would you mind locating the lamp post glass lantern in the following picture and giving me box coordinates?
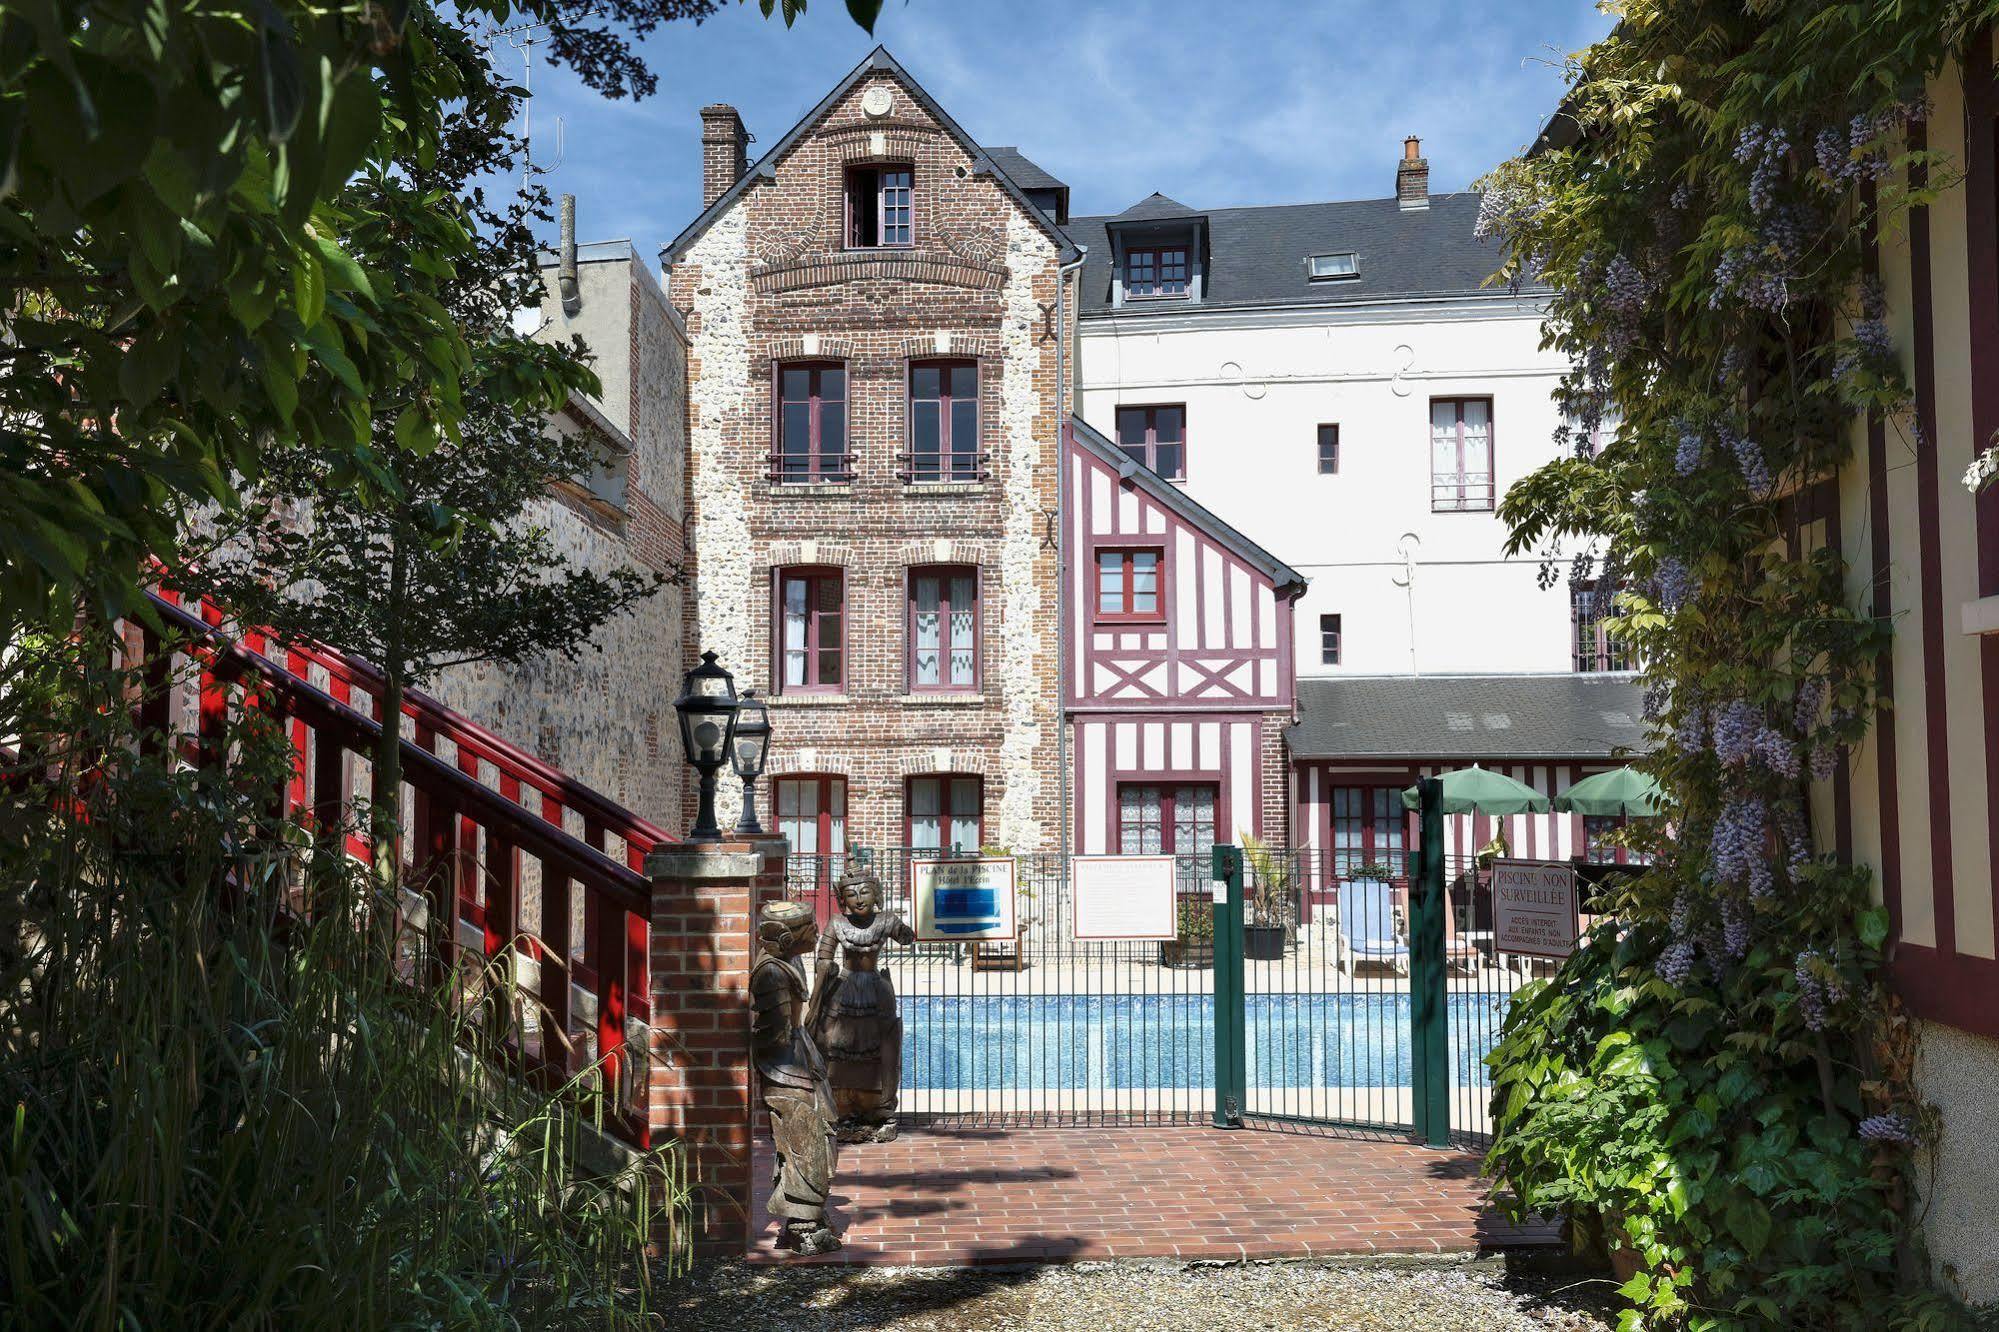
[731,689,772,837]
[675,651,739,842]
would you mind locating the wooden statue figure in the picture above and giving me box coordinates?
[806,862,915,1143]
[750,900,841,1254]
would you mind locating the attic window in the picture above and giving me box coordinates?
[1125,246,1189,299]
[1308,252,1359,281]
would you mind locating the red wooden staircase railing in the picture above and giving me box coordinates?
[138,586,671,1148]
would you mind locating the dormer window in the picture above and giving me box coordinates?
[1308,252,1359,281]
[1125,246,1190,299]
[846,165,913,248]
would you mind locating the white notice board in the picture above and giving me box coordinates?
[1071,855,1178,941]
[1490,859,1581,960]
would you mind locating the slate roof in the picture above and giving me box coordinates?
[1111,192,1202,223]
[1286,674,1649,760]
[663,47,1079,265]
[984,147,1064,193]
[1068,191,1533,315]
[1068,415,1306,593]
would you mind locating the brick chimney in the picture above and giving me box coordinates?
[700,104,749,209]
[1397,135,1430,212]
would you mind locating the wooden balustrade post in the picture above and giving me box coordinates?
[643,834,787,1255]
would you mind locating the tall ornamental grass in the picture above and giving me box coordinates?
[0,630,684,1328]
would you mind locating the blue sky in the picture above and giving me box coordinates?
[514,1,1613,262]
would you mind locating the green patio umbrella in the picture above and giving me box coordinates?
[1400,764,1552,815]
[1553,765,1666,817]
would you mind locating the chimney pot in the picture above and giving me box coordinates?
[1397,136,1430,212]
[558,194,579,312]
[700,104,750,209]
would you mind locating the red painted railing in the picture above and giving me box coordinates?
[141,587,669,1148]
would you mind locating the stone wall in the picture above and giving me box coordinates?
[671,68,1067,852]
[428,246,690,830]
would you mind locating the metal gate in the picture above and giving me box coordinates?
[783,795,1534,1139]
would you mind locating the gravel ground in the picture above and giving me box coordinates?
[660,1257,1621,1331]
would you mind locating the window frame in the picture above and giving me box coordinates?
[905,775,984,854]
[845,163,914,249]
[1116,782,1219,855]
[1327,786,1408,879]
[1316,423,1340,475]
[905,359,982,482]
[1571,579,1637,673]
[906,564,980,693]
[771,361,849,484]
[1093,546,1167,626]
[1307,252,1360,281]
[1123,245,1191,300]
[1319,612,1342,666]
[1429,395,1496,513]
[1114,404,1187,481]
[775,566,846,695]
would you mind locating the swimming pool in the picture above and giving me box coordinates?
[898,992,1511,1092]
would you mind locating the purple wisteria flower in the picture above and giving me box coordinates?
[1712,700,1763,767]
[1674,421,1705,476]
[1755,725,1803,781]
[1776,800,1812,870]
[1674,704,1709,753]
[1659,938,1697,988]
[1858,1114,1916,1145]
[1711,793,1767,887]
[1723,428,1774,491]
[1655,557,1696,613]
[1795,949,1831,1030]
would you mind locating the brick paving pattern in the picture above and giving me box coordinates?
[748,1125,1561,1266]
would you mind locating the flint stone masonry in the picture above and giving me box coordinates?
[671,68,1066,851]
[428,246,689,829]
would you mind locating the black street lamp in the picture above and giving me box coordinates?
[674,651,739,843]
[730,689,772,837]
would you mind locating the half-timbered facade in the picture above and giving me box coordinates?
[1064,415,1304,856]
[1809,32,1998,1304]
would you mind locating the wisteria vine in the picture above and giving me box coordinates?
[1473,4,1999,1326]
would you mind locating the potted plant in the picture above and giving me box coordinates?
[1158,894,1214,968]
[1241,832,1294,961]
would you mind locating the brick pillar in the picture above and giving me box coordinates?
[644,835,787,1254]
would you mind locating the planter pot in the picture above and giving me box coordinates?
[1601,1209,1644,1284]
[1158,939,1214,969]
[1243,923,1287,961]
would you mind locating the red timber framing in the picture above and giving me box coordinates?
[1292,760,1624,896]
[138,585,672,1146]
[1064,415,1304,858]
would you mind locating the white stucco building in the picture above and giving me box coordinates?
[1065,139,1641,879]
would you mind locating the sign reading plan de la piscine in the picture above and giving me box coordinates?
[1491,859,1581,960]
[912,857,1017,943]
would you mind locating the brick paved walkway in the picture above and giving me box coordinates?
[748,1125,1561,1266]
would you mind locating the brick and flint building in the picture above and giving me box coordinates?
[644,46,1642,866]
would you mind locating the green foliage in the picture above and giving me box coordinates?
[0,635,685,1327]
[1175,895,1214,943]
[1474,4,1999,1327]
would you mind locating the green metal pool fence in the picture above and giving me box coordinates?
[782,844,1562,1142]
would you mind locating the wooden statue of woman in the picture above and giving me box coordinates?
[806,863,915,1143]
[750,901,841,1254]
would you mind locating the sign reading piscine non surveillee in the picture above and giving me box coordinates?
[1070,855,1178,941]
[1491,859,1581,959]
[912,857,1018,943]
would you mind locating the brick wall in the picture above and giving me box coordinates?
[673,69,1068,852]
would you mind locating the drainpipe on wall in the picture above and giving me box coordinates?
[1054,245,1088,857]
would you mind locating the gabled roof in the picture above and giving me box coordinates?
[662,47,1079,265]
[1069,191,1536,314]
[1286,674,1648,760]
[1067,414,1305,594]
[984,147,1064,193]
[1109,192,1204,224]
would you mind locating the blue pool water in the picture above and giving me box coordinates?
[899,993,1511,1091]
